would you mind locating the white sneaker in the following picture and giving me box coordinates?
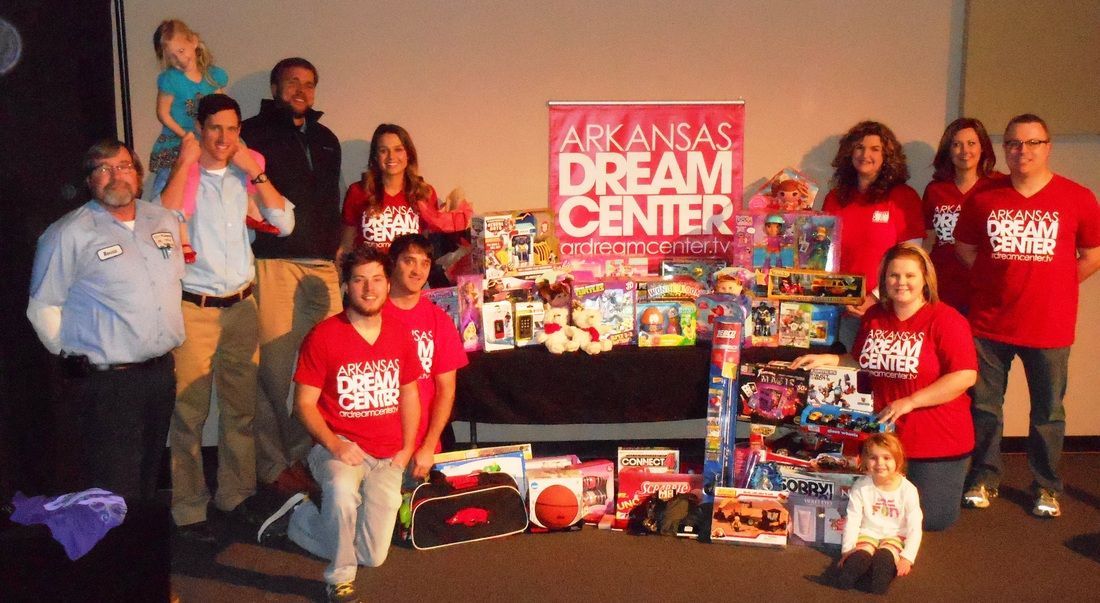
[1032,489,1061,518]
[962,484,997,509]
[257,492,307,543]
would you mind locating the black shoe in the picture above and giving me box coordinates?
[257,492,307,544]
[226,496,265,527]
[174,520,218,546]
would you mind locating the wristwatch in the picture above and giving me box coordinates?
[250,172,269,185]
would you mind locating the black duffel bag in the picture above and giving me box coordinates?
[405,470,528,550]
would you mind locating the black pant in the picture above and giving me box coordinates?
[55,355,176,500]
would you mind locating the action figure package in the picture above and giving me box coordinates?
[747,299,780,347]
[794,213,840,271]
[766,268,866,305]
[423,286,461,333]
[709,487,790,547]
[660,257,729,289]
[613,468,703,531]
[574,279,636,345]
[701,319,742,496]
[470,209,559,279]
[745,167,820,211]
[738,361,810,427]
[777,302,812,348]
[456,275,484,352]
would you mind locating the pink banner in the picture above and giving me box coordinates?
[549,103,744,267]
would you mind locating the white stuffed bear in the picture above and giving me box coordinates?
[570,307,613,355]
[537,305,577,354]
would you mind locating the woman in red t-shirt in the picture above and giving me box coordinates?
[821,121,925,350]
[337,124,472,277]
[793,243,977,531]
[922,118,1003,314]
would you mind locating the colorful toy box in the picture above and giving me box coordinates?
[470,209,559,279]
[806,366,874,413]
[636,301,696,347]
[614,469,703,531]
[527,467,584,530]
[617,447,680,474]
[738,361,810,427]
[423,286,460,333]
[481,300,514,352]
[806,303,840,346]
[750,213,798,270]
[574,279,636,345]
[575,460,615,524]
[709,487,790,547]
[702,319,742,495]
[660,257,729,289]
[794,213,840,271]
[777,302,812,348]
[512,300,544,347]
[747,299,779,347]
[456,275,484,352]
[433,450,529,502]
[766,268,866,305]
[695,294,749,342]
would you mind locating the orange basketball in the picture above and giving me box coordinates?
[534,484,580,529]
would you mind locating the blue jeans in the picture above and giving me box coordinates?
[967,338,1070,494]
[288,442,404,585]
[907,457,968,531]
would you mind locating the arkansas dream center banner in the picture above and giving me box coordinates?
[549,102,744,268]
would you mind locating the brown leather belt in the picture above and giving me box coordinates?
[182,284,254,308]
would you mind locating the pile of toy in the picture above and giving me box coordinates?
[426,168,864,357]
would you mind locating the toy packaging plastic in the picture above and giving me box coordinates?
[660,257,729,289]
[513,300,544,347]
[574,279,636,345]
[636,300,697,347]
[695,294,749,342]
[747,299,780,347]
[701,319,742,496]
[794,213,840,271]
[745,167,820,211]
[777,302,812,348]
[481,300,514,351]
[806,366,874,413]
[709,487,790,547]
[750,213,798,270]
[456,275,484,352]
[614,469,703,531]
[404,471,528,550]
[470,209,560,279]
[423,286,461,333]
[738,361,810,427]
[806,303,840,346]
[766,268,866,305]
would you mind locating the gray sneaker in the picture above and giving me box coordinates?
[962,484,998,509]
[1032,489,1061,517]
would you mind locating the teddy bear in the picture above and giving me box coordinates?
[537,305,577,354]
[570,307,613,355]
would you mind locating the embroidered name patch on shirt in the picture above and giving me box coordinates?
[96,244,123,261]
[872,210,891,224]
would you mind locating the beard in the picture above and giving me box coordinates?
[347,293,384,318]
[99,181,136,209]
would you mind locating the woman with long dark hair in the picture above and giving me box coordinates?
[922,118,1003,313]
[821,121,925,348]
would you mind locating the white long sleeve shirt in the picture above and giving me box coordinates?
[841,475,923,563]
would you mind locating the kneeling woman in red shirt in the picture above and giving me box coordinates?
[793,243,977,530]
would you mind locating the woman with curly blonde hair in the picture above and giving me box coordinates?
[822,121,925,349]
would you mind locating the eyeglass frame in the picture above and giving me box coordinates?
[1002,139,1050,151]
[89,162,137,177]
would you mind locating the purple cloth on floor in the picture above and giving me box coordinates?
[11,488,127,560]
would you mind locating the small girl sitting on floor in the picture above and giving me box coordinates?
[836,432,923,594]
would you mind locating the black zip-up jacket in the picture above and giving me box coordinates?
[241,99,342,259]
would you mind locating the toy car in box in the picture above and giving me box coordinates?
[766,268,866,305]
[709,487,789,547]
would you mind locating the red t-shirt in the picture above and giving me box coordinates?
[955,175,1100,348]
[922,175,1005,312]
[341,183,438,252]
[822,184,924,293]
[852,302,977,459]
[382,297,469,451]
[294,312,421,458]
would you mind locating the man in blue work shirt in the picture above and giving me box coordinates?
[158,93,295,543]
[27,139,184,501]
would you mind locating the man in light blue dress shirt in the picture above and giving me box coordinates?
[158,94,295,543]
[28,140,184,501]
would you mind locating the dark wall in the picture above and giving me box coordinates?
[0,2,118,496]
